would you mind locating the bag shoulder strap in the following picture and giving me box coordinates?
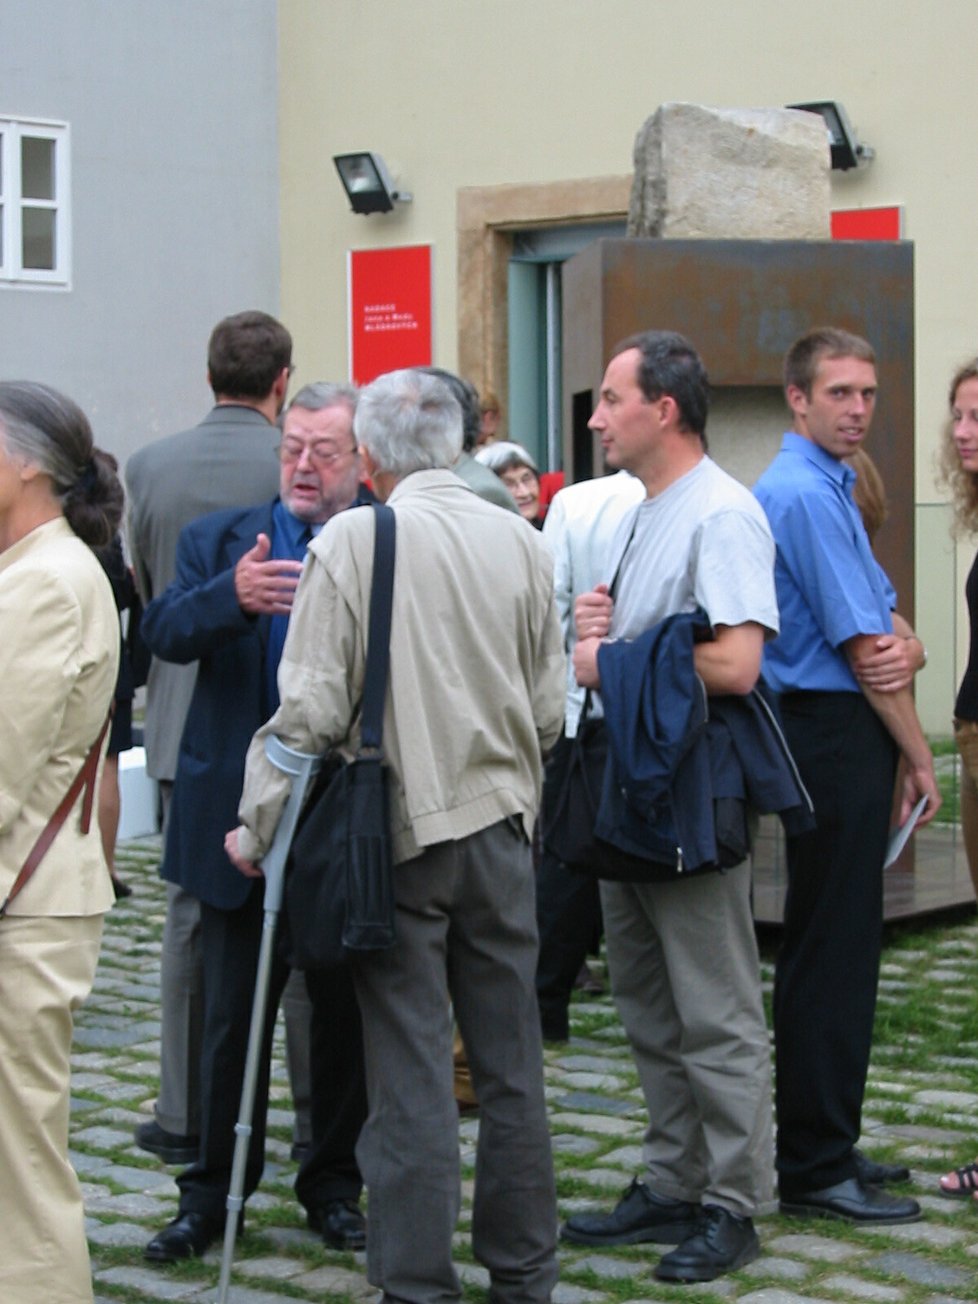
[606,510,639,602]
[0,706,114,917]
[574,509,641,734]
[360,503,396,754]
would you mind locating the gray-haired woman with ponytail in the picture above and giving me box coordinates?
[0,381,123,1302]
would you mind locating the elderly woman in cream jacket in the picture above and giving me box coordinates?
[0,382,122,1304]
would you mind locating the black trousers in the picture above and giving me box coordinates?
[177,882,366,1220]
[535,853,601,1039]
[774,691,896,1198]
[535,732,602,1041]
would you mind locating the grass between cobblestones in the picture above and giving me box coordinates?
[78,838,978,1303]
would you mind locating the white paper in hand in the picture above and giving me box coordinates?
[884,794,929,869]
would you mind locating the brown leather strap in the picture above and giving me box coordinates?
[0,708,114,917]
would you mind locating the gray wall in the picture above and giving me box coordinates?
[0,0,280,465]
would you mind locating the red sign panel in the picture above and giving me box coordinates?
[348,244,433,384]
[831,207,902,241]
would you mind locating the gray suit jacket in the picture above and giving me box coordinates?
[125,404,281,781]
[453,451,519,513]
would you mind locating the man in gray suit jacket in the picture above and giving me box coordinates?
[126,310,298,1161]
[419,368,519,514]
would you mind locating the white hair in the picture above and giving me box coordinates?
[354,369,462,476]
[474,440,538,476]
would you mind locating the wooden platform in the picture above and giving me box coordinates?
[751,816,977,927]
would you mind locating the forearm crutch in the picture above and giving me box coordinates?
[218,737,322,1304]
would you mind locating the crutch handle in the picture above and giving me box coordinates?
[257,738,323,912]
[264,735,324,779]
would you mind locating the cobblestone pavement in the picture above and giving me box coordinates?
[80,838,978,1303]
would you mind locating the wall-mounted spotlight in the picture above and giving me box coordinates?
[332,152,412,215]
[786,101,875,171]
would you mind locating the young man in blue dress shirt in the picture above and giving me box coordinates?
[754,327,939,1225]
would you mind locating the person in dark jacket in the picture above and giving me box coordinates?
[139,383,371,1265]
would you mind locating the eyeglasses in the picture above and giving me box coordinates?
[278,439,357,468]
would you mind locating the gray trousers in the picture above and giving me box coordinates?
[601,862,774,1216]
[154,881,203,1135]
[154,788,313,1140]
[353,819,557,1304]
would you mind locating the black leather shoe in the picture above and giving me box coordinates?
[853,1147,911,1186]
[307,1199,366,1250]
[780,1177,921,1224]
[655,1205,760,1283]
[134,1120,200,1165]
[144,1211,225,1263]
[561,1178,701,1246]
[538,1004,570,1043]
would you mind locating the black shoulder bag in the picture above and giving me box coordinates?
[537,514,704,882]
[539,518,647,879]
[285,503,397,968]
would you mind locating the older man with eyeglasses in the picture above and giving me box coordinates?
[138,382,374,1265]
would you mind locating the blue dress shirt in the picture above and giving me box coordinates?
[754,432,896,695]
[264,501,319,712]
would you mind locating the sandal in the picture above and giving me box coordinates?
[939,1160,978,1199]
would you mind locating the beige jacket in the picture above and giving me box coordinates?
[0,518,119,915]
[238,470,565,865]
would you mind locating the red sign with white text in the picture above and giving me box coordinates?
[348,245,433,384]
[831,207,902,240]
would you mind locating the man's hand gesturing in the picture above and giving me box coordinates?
[234,532,304,615]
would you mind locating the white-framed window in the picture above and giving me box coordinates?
[0,117,71,287]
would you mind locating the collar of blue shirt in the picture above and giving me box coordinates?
[780,430,857,494]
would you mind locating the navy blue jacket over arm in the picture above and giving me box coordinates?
[595,609,814,876]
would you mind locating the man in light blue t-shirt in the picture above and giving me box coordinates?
[562,331,777,1285]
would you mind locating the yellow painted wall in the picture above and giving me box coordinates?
[279,0,978,731]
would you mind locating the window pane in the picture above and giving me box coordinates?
[22,207,55,270]
[21,136,55,200]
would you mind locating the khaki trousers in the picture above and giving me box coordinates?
[0,913,103,1304]
[601,862,774,1215]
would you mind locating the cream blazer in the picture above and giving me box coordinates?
[237,470,565,866]
[0,517,119,915]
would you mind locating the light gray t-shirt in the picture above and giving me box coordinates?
[607,456,779,639]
